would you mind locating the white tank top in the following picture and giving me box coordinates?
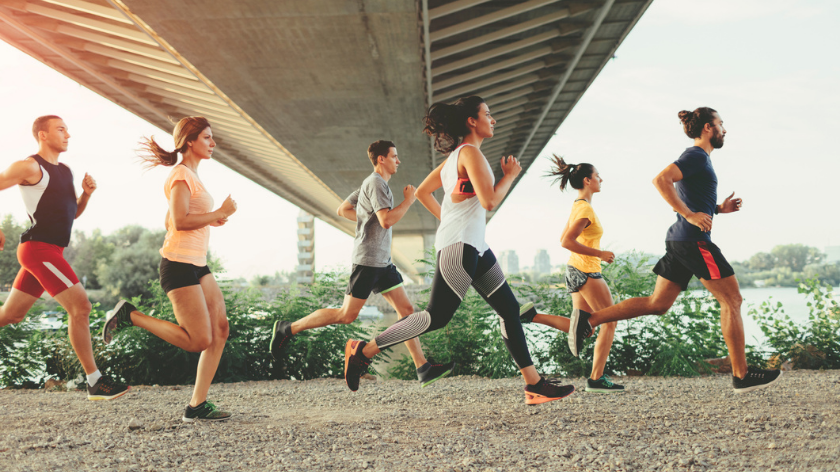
[435,144,491,255]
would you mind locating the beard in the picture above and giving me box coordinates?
[710,129,725,149]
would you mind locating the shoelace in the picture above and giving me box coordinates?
[601,375,614,387]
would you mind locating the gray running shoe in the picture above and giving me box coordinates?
[87,375,130,401]
[417,359,456,387]
[182,401,231,422]
[270,320,294,360]
[586,375,625,393]
[568,308,592,357]
[102,300,136,344]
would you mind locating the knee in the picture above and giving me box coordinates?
[395,303,415,318]
[721,293,743,313]
[191,332,213,352]
[214,318,230,343]
[338,308,360,325]
[3,311,28,325]
[67,300,92,319]
[649,299,671,316]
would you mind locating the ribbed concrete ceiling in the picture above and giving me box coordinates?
[0,0,652,237]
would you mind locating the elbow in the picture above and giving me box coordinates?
[336,208,344,218]
[481,201,496,211]
[173,221,188,231]
[381,221,393,230]
[560,239,573,251]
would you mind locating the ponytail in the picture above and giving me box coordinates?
[545,154,594,191]
[423,95,485,154]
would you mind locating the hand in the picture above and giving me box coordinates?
[0,229,5,251]
[501,155,521,178]
[686,211,713,232]
[82,173,97,195]
[403,185,417,203]
[219,195,237,218]
[600,250,615,264]
[719,191,742,214]
[210,217,228,227]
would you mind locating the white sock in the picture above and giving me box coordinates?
[87,370,102,387]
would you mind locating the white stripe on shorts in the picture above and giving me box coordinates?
[43,261,74,288]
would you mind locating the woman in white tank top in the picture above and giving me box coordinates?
[342,96,576,405]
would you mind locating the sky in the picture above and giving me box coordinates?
[1,0,838,279]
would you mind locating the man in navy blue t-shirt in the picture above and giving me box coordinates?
[567,107,781,393]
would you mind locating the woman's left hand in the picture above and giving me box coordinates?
[210,217,228,227]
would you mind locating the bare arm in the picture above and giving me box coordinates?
[170,181,237,231]
[652,163,712,232]
[0,159,41,250]
[75,173,96,219]
[375,185,416,229]
[560,217,614,262]
[415,160,446,220]
[336,199,357,222]
[460,147,520,211]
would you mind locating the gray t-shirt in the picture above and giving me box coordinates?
[347,173,393,267]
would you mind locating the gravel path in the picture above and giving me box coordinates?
[1,370,838,472]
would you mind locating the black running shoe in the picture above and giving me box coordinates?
[733,367,782,393]
[102,300,136,345]
[586,374,625,393]
[344,340,371,392]
[524,377,575,405]
[519,302,538,324]
[270,320,294,360]
[417,358,456,387]
[87,375,130,401]
[568,308,593,357]
[182,401,231,422]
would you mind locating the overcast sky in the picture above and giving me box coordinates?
[1,0,838,279]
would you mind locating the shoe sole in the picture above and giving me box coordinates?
[568,308,581,357]
[182,415,232,423]
[519,302,537,324]
[269,320,282,360]
[525,386,576,405]
[344,340,358,392]
[420,366,454,388]
[87,386,131,401]
[585,388,625,394]
[102,300,128,345]
[734,370,783,394]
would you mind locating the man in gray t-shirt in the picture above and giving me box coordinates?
[270,140,456,386]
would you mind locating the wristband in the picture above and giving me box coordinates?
[714,205,720,215]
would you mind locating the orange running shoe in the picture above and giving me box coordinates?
[524,377,575,405]
[344,340,371,392]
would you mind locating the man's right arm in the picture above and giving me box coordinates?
[652,163,712,233]
[0,159,41,250]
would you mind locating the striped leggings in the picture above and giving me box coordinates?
[374,242,533,369]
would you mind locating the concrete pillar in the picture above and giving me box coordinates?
[296,210,314,284]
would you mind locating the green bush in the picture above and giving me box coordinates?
[750,278,840,369]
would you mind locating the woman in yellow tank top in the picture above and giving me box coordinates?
[101,117,239,421]
[520,155,623,393]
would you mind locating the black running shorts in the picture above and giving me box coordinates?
[346,264,403,299]
[159,257,212,294]
[653,241,735,291]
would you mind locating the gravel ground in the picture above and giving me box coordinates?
[1,370,838,472]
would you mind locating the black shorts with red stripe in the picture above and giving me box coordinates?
[653,241,735,291]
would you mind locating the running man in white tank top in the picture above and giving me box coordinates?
[342,96,575,405]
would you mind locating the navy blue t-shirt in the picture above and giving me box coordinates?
[665,146,717,242]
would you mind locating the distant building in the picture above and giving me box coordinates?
[534,249,551,275]
[499,250,520,274]
[826,246,840,264]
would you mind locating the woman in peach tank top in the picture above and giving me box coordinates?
[101,117,238,422]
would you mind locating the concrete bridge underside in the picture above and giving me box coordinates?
[0,0,652,280]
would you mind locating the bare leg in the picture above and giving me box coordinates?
[189,274,229,407]
[576,278,616,380]
[381,287,427,368]
[588,276,682,327]
[0,288,38,327]
[290,295,367,334]
[701,275,747,379]
[531,313,570,332]
[128,286,213,352]
[53,284,97,375]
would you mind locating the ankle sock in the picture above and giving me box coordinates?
[87,370,102,387]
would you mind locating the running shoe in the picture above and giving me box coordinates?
[417,358,456,387]
[344,339,371,392]
[524,377,575,405]
[733,367,782,393]
[270,320,294,360]
[519,302,538,324]
[87,375,130,401]
[568,308,593,357]
[586,374,625,393]
[182,401,231,422]
[102,300,136,345]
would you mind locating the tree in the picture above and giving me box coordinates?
[771,244,824,272]
[0,215,27,288]
[64,229,114,289]
[746,252,775,271]
[97,226,166,300]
